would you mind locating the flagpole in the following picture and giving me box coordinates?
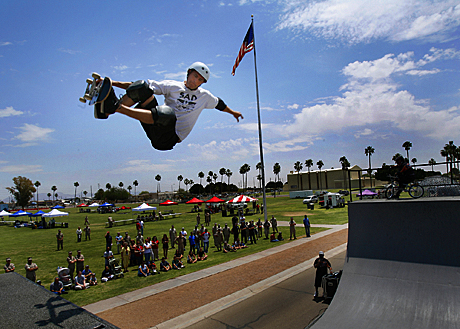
[251,16,268,223]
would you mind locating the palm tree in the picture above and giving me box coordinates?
[273,163,281,183]
[133,180,139,201]
[411,158,417,166]
[273,163,281,197]
[294,161,303,190]
[305,159,313,190]
[239,166,245,191]
[316,160,324,190]
[226,169,233,186]
[105,183,111,190]
[118,182,124,188]
[47,192,51,203]
[51,186,57,202]
[256,162,262,190]
[242,164,250,190]
[127,185,132,195]
[219,168,226,192]
[74,182,79,206]
[365,146,375,188]
[184,178,190,192]
[339,156,350,189]
[177,175,183,191]
[83,191,88,198]
[442,141,456,174]
[402,141,412,161]
[198,171,205,185]
[212,173,218,184]
[428,158,437,171]
[34,181,41,207]
[155,175,161,193]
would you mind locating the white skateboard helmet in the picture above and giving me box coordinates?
[188,62,210,82]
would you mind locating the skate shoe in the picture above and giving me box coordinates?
[94,103,108,119]
[101,87,122,115]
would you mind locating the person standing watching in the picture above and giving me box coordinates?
[4,257,15,273]
[25,257,38,282]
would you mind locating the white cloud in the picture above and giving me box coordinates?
[284,49,460,140]
[0,42,12,46]
[13,124,54,144]
[0,106,23,118]
[277,0,460,44]
[0,164,42,173]
[112,65,129,71]
[117,159,176,173]
[58,48,80,55]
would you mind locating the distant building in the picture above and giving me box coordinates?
[286,165,386,191]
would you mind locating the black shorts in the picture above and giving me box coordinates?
[141,120,179,151]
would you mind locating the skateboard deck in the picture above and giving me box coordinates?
[79,73,112,105]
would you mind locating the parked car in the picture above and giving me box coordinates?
[303,195,318,204]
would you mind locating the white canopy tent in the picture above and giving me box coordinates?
[42,209,69,217]
[0,210,12,217]
[133,203,157,212]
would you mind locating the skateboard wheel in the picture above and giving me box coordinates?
[84,94,92,101]
[92,72,101,80]
[86,78,93,84]
[79,97,86,103]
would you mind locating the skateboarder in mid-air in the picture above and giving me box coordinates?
[94,62,243,151]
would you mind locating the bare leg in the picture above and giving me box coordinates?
[113,95,156,124]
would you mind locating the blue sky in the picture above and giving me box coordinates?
[1,0,459,201]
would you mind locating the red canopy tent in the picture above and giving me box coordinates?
[76,203,87,207]
[159,199,178,206]
[206,196,225,203]
[186,197,204,204]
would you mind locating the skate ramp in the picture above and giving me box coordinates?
[312,198,460,329]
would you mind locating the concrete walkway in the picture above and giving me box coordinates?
[84,223,347,318]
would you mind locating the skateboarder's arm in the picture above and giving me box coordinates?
[222,107,243,122]
[112,81,133,90]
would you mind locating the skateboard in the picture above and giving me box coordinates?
[79,73,112,105]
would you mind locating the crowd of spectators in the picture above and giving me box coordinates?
[4,210,294,296]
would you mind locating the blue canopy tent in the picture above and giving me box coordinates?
[52,205,65,209]
[31,210,46,217]
[10,210,32,217]
[99,202,114,207]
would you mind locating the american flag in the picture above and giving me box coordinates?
[232,22,254,76]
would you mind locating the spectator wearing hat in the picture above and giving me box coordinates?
[66,251,76,281]
[4,257,15,273]
[25,257,38,282]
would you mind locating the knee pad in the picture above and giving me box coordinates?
[126,80,154,103]
[152,105,176,127]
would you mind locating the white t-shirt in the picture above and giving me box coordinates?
[148,80,219,141]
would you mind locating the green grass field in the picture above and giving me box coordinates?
[0,194,348,306]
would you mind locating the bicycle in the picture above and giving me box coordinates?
[385,175,424,199]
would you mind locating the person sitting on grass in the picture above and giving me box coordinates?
[82,264,92,281]
[277,232,284,241]
[89,273,98,286]
[74,271,89,290]
[160,257,171,272]
[172,255,185,270]
[147,260,158,274]
[50,277,66,295]
[187,250,197,264]
[174,248,183,261]
[270,232,279,242]
[233,239,247,250]
[223,242,236,253]
[197,247,208,261]
[138,261,150,277]
[101,265,114,282]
